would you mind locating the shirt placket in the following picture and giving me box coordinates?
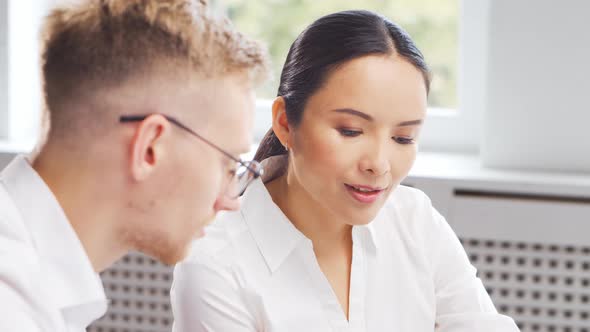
[348,227,367,331]
[299,228,367,332]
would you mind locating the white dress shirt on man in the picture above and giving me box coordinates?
[171,155,520,332]
[0,156,107,332]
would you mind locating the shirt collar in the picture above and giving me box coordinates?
[0,155,107,324]
[241,155,305,273]
[241,155,379,272]
[359,213,380,253]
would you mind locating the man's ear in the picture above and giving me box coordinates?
[128,114,170,181]
[272,96,291,149]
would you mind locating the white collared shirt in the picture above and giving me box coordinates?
[0,156,107,332]
[171,156,520,331]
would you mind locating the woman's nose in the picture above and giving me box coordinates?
[359,142,391,176]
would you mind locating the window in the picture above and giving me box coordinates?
[0,0,49,148]
[224,0,459,109]
[3,1,478,153]
[220,0,479,151]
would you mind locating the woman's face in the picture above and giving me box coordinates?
[288,54,427,225]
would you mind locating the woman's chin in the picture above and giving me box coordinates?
[338,206,381,226]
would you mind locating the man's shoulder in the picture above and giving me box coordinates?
[0,246,56,332]
[0,191,40,277]
[0,183,32,248]
[0,202,45,329]
[0,185,48,329]
[0,177,40,282]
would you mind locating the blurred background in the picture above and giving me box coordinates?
[1,1,589,331]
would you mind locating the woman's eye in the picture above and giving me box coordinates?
[338,128,362,137]
[393,136,415,145]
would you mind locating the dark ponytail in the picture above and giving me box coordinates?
[254,10,430,162]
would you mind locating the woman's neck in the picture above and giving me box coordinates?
[265,171,353,253]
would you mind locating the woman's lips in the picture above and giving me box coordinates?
[344,183,386,204]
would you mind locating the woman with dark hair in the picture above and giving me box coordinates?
[171,10,519,331]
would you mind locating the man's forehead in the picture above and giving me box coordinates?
[215,117,253,153]
[197,82,255,156]
[120,71,255,155]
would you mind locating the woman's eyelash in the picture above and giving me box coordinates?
[338,128,415,144]
[393,136,415,144]
[338,128,362,137]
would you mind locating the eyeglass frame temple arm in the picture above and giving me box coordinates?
[119,114,262,177]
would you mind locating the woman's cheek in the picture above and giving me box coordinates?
[393,147,417,180]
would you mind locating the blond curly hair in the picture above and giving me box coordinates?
[41,0,269,139]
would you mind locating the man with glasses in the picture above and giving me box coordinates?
[0,1,268,331]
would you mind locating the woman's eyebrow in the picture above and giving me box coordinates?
[331,108,373,121]
[332,108,423,127]
[397,119,423,127]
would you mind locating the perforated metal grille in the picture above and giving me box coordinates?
[88,252,174,332]
[461,237,590,332]
[88,240,590,332]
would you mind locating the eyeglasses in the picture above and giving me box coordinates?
[119,114,263,198]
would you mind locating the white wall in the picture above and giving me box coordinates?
[0,1,8,139]
[481,0,590,172]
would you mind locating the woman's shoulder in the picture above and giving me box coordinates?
[374,185,455,271]
[377,184,443,237]
[383,184,434,217]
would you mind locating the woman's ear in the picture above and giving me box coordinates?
[272,96,291,149]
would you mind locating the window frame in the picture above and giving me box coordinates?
[417,0,490,153]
